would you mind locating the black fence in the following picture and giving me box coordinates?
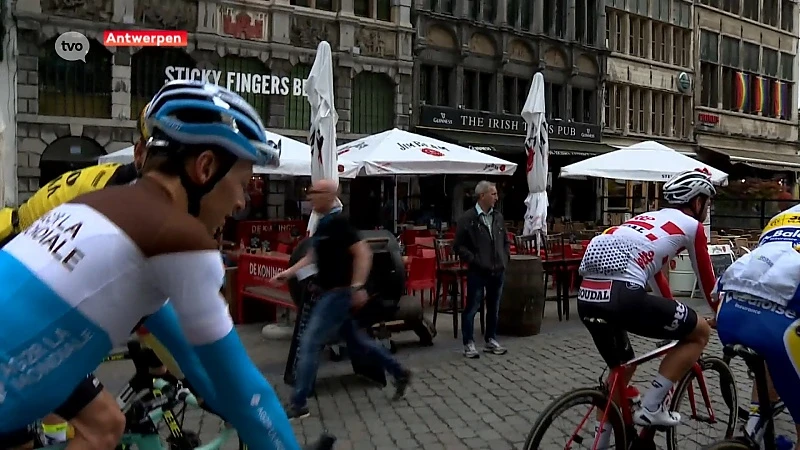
[598,196,797,231]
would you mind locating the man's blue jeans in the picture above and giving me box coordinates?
[462,269,505,346]
[291,287,406,408]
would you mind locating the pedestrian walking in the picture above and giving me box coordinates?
[454,181,511,359]
[271,179,412,420]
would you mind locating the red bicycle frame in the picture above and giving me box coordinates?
[567,340,717,450]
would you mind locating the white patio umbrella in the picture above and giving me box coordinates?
[95,132,339,178]
[560,140,728,184]
[306,41,342,236]
[336,128,517,177]
[336,128,516,231]
[521,72,549,246]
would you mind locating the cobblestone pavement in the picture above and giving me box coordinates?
[96,298,797,449]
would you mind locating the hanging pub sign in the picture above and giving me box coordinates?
[164,66,308,96]
[419,105,602,143]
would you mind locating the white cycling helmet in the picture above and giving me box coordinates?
[663,169,716,205]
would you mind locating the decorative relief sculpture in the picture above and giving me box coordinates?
[356,28,395,58]
[135,0,198,31]
[290,17,337,48]
[508,39,533,63]
[42,0,113,21]
[221,9,265,40]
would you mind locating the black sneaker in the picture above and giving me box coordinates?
[392,369,412,401]
[285,403,310,421]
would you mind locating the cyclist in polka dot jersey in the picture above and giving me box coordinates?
[576,170,719,445]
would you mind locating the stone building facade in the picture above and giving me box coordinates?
[12,0,414,217]
[693,0,800,171]
[409,0,609,222]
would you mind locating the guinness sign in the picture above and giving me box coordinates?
[419,105,602,143]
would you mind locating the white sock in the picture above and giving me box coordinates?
[42,422,68,444]
[642,374,674,412]
[594,421,612,449]
[745,402,760,435]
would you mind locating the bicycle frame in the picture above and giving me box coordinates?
[587,340,717,449]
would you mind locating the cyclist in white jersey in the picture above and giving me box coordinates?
[717,204,800,448]
[578,169,718,440]
[0,80,334,450]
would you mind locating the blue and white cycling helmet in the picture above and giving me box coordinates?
[143,80,280,216]
[144,79,280,168]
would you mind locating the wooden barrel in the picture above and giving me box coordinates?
[498,255,545,336]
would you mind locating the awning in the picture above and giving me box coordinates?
[699,146,800,171]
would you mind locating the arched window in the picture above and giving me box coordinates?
[351,72,394,134]
[39,38,112,118]
[218,56,271,124]
[285,64,312,130]
[130,48,196,120]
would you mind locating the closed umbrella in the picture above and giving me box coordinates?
[521,72,549,249]
[305,41,342,236]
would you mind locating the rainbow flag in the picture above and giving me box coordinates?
[781,82,790,119]
[773,80,782,118]
[734,72,748,111]
[752,76,765,113]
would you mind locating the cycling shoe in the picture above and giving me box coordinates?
[304,432,336,450]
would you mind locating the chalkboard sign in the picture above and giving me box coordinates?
[708,244,736,277]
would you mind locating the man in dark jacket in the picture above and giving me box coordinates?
[454,181,511,358]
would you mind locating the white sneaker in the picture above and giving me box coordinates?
[464,342,480,359]
[634,404,681,427]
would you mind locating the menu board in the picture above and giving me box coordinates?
[708,244,735,277]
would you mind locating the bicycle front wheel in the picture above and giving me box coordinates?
[700,438,752,449]
[667,356,738,450]
[524,387,626,450]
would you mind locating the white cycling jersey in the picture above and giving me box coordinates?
[579,208,716,303]
[718,204,800,309]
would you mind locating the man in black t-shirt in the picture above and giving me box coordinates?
[272,179,412,420]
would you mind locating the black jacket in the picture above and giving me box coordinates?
[453,206,511,273]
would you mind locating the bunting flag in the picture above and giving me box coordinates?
[734,72,748,111]
[773,80,782,118]
[752,76,764,113]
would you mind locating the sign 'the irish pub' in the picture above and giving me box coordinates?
[419,105,602,142]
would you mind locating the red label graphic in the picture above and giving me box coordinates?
[634,250,655,269]
[422,148,444,157]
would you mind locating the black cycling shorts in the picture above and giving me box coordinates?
[577,278,698,368]
[0,374,104,449]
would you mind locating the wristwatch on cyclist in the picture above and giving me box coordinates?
[351,284,366,293]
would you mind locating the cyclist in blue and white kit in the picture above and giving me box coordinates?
[0,80,333,450]
[717,204,800,449]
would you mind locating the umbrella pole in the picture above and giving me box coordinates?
[393,176,398,234]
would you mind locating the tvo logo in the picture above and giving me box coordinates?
[55,31,90,62]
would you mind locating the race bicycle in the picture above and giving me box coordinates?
[702,344,788,450]
[524,339,738,449]
[31,378,336,450]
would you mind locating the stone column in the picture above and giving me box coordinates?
[394,0,412,27]
[340,0,354,13]
[111,50,132,120]
[565,83,573,120]
[455,65,465,106]
[496,74,504,112]
[666,93,675,138]
[113,0,134,24]
[566,0,576,41]
[496,0,508,26]
[533,0,544,33]
[622,85,630,134]
[594,0,605,47]
[666,26,673,65]
[622,12,630,54]
[196,0,218,34]
[644,90,652,135]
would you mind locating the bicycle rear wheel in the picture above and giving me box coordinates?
[667,356,738,450]
[524,387,626,450]
[700,438,752,449]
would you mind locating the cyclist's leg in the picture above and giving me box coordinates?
[718,296,800,447]
[617,283,709,425]
[53,374,125,450]
[577,279,636,448]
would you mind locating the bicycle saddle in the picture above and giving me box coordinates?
[304,432,336,450]
[723,344,761,362]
